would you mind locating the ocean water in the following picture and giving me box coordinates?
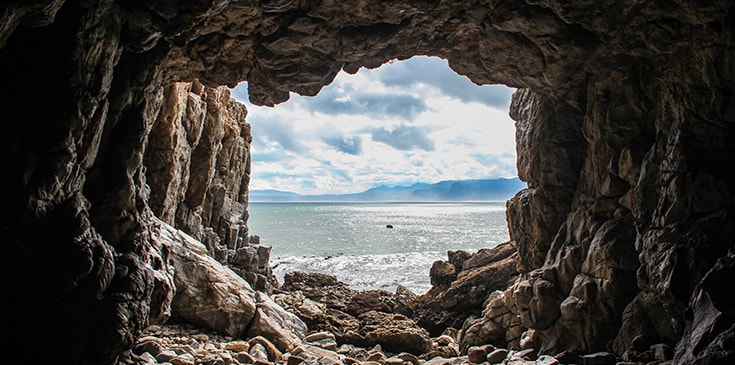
[247,202,510,295]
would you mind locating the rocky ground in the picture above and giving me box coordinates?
[116,268,675,365]
[117,312,674,365]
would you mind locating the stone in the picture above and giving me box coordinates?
[467,346,488,363]
[580,352,616,365]
[248,336,283,363]
[413,242,519,335]
[396,352,421,365]
[247,291,308,352]
[650,343,673,361]
[553,351,581,364]
[133,339,164,357]
[287,355,306,365]
[170,355,196,365]
[534,355,559,365]
[155,219,257,338]
[237,352,255,364]
[304,331,338,351]
[358,311,433,355]
[487,348,509,364]
[430,260,458,287]
[249,343,270,362]
[137,352,158,364]
[511,349,537,361]
[224,341,250,353]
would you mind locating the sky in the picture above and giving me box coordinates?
[230,56,518,195]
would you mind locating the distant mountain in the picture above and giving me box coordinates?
[249,178,526,202]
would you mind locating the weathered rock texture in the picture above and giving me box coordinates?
[142,80,274,290]
[1,1,733,365]
[411,242,519,336]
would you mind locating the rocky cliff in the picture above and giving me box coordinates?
[1,1,733,365]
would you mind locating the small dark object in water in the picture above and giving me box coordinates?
[386,224,393,229]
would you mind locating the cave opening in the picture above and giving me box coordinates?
[2,1,733,364]
[230,55,523,293]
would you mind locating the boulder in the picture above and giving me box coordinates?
[247,291,308,352]
[155,219,256,337]
[358,311,432,355]
[412,242,519,335]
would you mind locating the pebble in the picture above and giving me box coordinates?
[486,348,508,364]
[117,323,629,365]
[467,347,487,363]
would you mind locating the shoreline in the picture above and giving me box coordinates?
[120,241,674,365]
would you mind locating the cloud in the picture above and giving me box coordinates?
[302,84,428,120]
[377,57,514,108]
[251,151,288,162]
[230,56,519,195]
[250,117,307,153]
[322,135,363,155]
[257,171,313,180]
[370,125,435,151]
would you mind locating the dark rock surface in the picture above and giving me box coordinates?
[411,242,519,336]
[1,1,734,364]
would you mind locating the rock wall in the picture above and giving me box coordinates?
[142,80,274,289]
[1,1,733,364]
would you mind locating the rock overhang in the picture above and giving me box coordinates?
[1,1,734,364]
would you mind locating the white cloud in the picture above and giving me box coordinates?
[232,56,518,195]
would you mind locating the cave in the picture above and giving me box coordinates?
[1,1,733,365]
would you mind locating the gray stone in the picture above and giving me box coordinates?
[487,348,509,364]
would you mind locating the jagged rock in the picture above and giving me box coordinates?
[153,219,256,337]
[281,271,356,313]
[2,1,734,364]
[412,242,519,335]
[273,291,329,330]
[144,81,272,290]
[358,311,432,355]
[462,286,524,350]
[247,291,308,352]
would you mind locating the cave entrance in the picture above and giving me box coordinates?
[232,56,524,294]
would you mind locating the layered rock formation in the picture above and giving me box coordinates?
[411,242,519,337]
[143,80,274,290]
[1,1,733,365]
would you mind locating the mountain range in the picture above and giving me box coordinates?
[249,177,526,202]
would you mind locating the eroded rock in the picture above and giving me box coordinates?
[2,1,734,364]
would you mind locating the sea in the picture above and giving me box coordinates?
[247,202,510,295]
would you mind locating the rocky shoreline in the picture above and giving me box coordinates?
[117,274,674,365]
[118,221,673,365]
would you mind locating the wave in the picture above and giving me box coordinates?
[271,251,447,295]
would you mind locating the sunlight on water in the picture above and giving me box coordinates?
[248,202,509,294]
